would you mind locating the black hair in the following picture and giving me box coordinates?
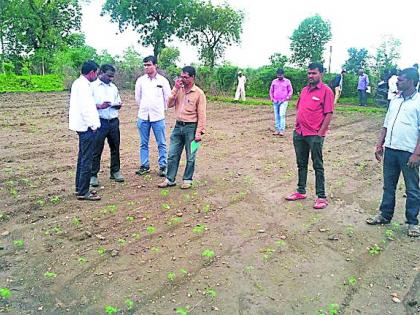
[143,55,157,65]
[399,67,419,87]
[182,66,196,77]
[308,62,324,73]
[81,60,99,75]
[100,64,116,73]
[277,68,284,75]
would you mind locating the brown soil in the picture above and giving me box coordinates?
[0,91,418,315]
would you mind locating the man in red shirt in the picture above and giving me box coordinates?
[285,62,334,209]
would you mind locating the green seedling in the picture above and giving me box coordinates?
[44,271,57,279]
[244,265,254,273]
[347,276,357,286]
[275,240,286,247]
[105,305,118,314]
[127,201,135,206]
[126,215,135,222]
[132,233,141,240]
[118,238,127,246]
[391,222,400,231]
[183,193,191,202]
[160,189,169,197]
[368,244,381,255]
[167,272,176,282]
[97,247,106,256]
[0,212,7,221]
[78,256,87,264]
[49,195,61,204]
[176,306,190,315]
[345,225,354,237]
[167,217,182,226]
[385,229,394,240]
[13,239,24,249]
[143,174,152,181]
[328,303,340,315]
[201,249,215,260]
[102,204,117,215]
[150,246,160,253]
[192,224,206,234]
[125,298,134,310]
[179,268,188,275]
[146,226,156,234]
[72,217,81,226]
[36,198,45,206]
[45,226,63,235]
[161,203,171,211]
[205,288,217,298]
[261,247,275,261]
[0,288,11,299]
[9,187,18,198]
[202,203,211,213]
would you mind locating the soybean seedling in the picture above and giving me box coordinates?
[49,195,61,205]
[97,247,106,256]
[167,272,176,282]
[118,238,127,246]
[13,239,24,249]
[125,298,134,310]
[160,189,169,197]
[126,215,135,223]
[105,305,118,314]
[176,306,190,315]
[368,244,381,255]
[205,288,217,298]
[275,240,286,247]
[179,268,188,275]
[192,224,206,234]
[261,247,275,262]
[102,204,117,215]
[72,217,81,226]
[167,217,182,226]
[385,229,394,240]
[78,257,87,264]
[161,203,171,211]
[0,288,11,299]
[202,203,211,213]
[347,276,357,286]
[201,249,215,260]
[132,233,141,240]
[146,226,156,234]
[44,271,57,279]
[36,198,45,207]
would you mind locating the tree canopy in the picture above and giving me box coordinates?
[343,47,370,74]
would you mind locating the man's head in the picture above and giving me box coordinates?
[180,66,196,88]
[341,69,346,75]
[413,63,418,70]
[81,60,99,82]
[99,64,116,84]
[277,68,284,80]
[397,67,419,93]
[307,62,324,85]
[143,55,158,76]
[238,71,242,77]
[358,69,364,76]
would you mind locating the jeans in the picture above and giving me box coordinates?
[273,101,288,132]
[379,148,420,225]
[293,131,326,198]
[75,129,97,196]
[92,118,121,176]
[137,119,167,169]
[358,89,367,106]
[166,122,197,183]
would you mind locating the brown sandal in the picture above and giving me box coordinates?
[407,225,420,237]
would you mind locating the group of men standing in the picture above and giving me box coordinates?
[68,57,206,201]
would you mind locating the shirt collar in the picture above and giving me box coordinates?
[399,90,418,101]
[307,82,322,90]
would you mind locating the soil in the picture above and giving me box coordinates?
[0,91,418,315]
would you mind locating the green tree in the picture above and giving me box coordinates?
[158,46,180,79]
[269,52,288,69]
[374,35,401,79]
[289,14,332,68]
[185,1,244,68]
[343,47,370,74]
[102,0,190,57]
[118,46,142,73]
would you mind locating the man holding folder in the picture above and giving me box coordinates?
[158,66,207,189]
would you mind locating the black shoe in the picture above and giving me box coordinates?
[135,166,150,175]
[158,166,167,177]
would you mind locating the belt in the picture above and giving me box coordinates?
[100,117,118,122]
[176,120,197,125]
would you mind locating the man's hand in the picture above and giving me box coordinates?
[97,101,111,109]
[174,79,183,90]
[194,134,202,142]
[375,144,384,162]
[407,154,420,168]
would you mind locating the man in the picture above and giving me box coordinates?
[285,62,334,209]
[367,67,420,237]
[234,71,246,101]
[269,68,293,136]
[134,55,171,176]
[158,66,206,189]
[90,64,124,187]
[387,68,398,103]
[332,69,346,104]
[68,60,101,201]
[357,69,369,106]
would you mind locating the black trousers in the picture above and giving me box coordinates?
[76,129,97,196]
[91,118,121,176]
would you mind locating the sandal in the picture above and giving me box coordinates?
[407,225,420,237]
[285,192,307,201]
[366,213,390,225]
[313,198,328,209]
[77,193,101,201]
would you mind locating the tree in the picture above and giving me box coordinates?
[158,46,180,69]
[289,15,332,68]
[184,1,244,68]
[269,52,288,69]
[102,0,190,58]
[343,48,370,74]
[374,35,401,79]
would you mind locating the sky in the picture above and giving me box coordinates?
[81,0,420,72]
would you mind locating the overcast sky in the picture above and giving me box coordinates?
[81,0,420,72]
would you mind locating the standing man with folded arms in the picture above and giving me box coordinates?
[69,60,101,201]
[135,55,171,177]
[158,66,206,190]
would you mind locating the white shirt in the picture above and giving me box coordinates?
[383,92,420,153]
[237,75,246,88]
[69,75,100,132]
[134,73,171,122]
[387,75,398,100]
[92,79,122,120]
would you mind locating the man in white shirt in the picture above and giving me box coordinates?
[90,64,124,188]
[234,71,246,101]
[134,55,171,176]
[367,67,420,237]
[68,60,101,201]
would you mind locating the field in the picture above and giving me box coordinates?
[0,91,418,315]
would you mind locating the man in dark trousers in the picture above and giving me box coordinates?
[285,62,334,209]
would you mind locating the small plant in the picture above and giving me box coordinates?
[244,265,254,273]
[9,187,18,198]
[71,217,81,226]
[118,238,127,246]
[97,247,106,256]
[167,272,176,282]
[127,201,135,206]
[167,217,182,226]
[13,239,24,249]
[328,303,340,315]
[36,198,45,206]
[385,229,394,240]
[192,224,206,234]
[0,212,7,221]
[261,247,275,261]
[391,222,400,230]
[132,233,140,240]
[160,189,169,197]
[126,215,135,222]
[201,249,215,260]
[345,225,354,237]
[275,240,285,247]
[44,271,57,279]
[146,226,156,234]
[102,204,117,215]
[202,203,211,213]
[125,298,134,310]
[49,195,61,204]
[0,288,11,299]
[78,257,87,264]
[105,305,118,314]
[161,203,171,211]
[205,288,217,298]
[368,244,382,255]
[179,268,188,275]
[347,276,357,286]
[176,306,190,315]
[150,246,160,253]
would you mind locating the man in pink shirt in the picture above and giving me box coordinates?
[285,62,334,209]
[269,68,293,136]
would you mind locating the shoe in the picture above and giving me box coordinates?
[285,192,307,201]
[158,179,176,188]
[407,224,420,237]
[77,192,101,201]
[90,176,99,187]
[366,213,391,225]
[157,166,167,177]
[313,198,328,209]
[135,166,150,175]
[110,171,124,182]
[180,181,192,189]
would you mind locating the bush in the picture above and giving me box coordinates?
[0,74,64,93]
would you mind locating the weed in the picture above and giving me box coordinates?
[105,305,118,314]
[78,257,87,264]
[126,215,135,222]
[143,174,152,181]
[146,226,156,234]
[328,303,340,315]
[192,224,206,234]
[347,276,357,286]
[118,238,127,246]
[44,271,57,279]
[176,306,190,315]
[49,195,61,204]
[205,288,217,298]
[167,217,182,226]
[72,217,81,226]
[160,189,169,197]
[0,288,11,299]
[125,298,134,310]
[161,203,171,211]
[368,244,382,255]
[13,239,24,249]
[97,247,106,256]
[132,233,140,240]
[167,272,176,282]
[201,249,215,260]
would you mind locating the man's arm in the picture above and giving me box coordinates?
[195,92,207,141]
[375,127,387,162]
[269,82,274,101]
[162,78,171,109]
[80,84,100,130]
[134,78,142,105]
[287,80,293,100]
[318,113,333,136]
[318,87,334,136]
[168,79,182,108]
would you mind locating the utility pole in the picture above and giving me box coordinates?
[328,45,332,73]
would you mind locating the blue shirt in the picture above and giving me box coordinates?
[357,74,369,90]
[92,79,122,120]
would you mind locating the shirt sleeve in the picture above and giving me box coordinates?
[323,87,334,114]
[168,87,179,108]
[269,82,274,100]
[80,83,100,129]
[196,91,207,136]
[134,78,141,106]
[162,78,171,110]
[383,107,391,128]
[287,80,293,100]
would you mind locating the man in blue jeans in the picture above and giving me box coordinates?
[134,55,171,177]
[367,67,420,237]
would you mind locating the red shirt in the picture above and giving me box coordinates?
[295,82,334,136]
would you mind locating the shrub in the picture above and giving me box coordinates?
[0,74,64,93]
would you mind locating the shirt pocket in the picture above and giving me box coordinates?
[184,98,196,113]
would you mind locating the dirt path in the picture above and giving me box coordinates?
[0,91,418,315]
